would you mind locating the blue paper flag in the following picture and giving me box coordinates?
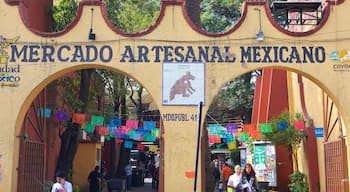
[124,141,133,149]
[110,118,121,128]
[277,122,288,131]
[144,121,156,131]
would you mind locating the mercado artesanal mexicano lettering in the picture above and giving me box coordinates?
[9,44,326,64]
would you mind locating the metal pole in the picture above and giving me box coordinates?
[194,101,203,192]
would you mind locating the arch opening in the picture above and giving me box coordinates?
[202,66,348,192]
[15,66,163,192]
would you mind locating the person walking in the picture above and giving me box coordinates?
[88,166,101,192]
[227,165,242,192]
[240,163,259,192]
[51,172,73,192]
[221,162,233,192]
[125,162,133,190]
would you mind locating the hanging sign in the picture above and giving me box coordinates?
[314,127,324,138]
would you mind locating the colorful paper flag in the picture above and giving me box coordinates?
[226,123,238,133]
[37,108,51,118]
[149,145,158,152]
[91,115,104,126]
[83,123,94,133]
[152,128,160,138]
[243,124,255,134]
[208,135,221,144]
[259,123,272,133]
[72,113,85,124]
[54,110,68,121]
[277,122,288,131]
[208,124,221,135]
[126,120,139,129]
[293,121,305,130]
[137,143,145,150]
[144,133,156,142]
[238,132,249,142]
[124,141,133,149]
[110,118,121,128]
[143,121,156,131]
[222,133,234,143]
[227,142,237,150]
[250,129,261,140]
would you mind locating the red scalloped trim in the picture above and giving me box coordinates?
[3,0,338,38]
[265,1,331,37]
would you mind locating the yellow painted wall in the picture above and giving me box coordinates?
[289,72,347,192]
[0,0,350,191]
[73,143,101,192]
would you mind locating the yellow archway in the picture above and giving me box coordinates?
[1,0,350,191]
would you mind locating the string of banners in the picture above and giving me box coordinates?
[208,121,305,150]
[37,108,160,152]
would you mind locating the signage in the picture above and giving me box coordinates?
[162,62,205,105]
[7,42,326,64]
[314,127,324,138]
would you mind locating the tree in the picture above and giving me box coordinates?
[54,69,96,177]
[104,0,160,32]
[200,0,243,32]
[261,112,309,192]
[50,0,77,32]
[50,0,161,179]
[261,112,304,170]
[208,72,258,123]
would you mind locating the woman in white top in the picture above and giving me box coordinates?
[227,165,242,192]
[51,172,73,192]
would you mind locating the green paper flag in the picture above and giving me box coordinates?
[259,123,272,133]
[83,123,95,133]
[239,132,249,142]
[152,128,160,137]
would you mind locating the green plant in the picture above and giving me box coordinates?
[261,112,305,170]
[289,171,309,192]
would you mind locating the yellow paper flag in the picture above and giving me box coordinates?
[149,145,158,152]
[227,142,236,150]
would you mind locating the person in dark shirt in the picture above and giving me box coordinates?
[88,166,101,192]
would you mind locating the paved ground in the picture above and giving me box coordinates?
[129,178,157,192]
[102,177,158,192]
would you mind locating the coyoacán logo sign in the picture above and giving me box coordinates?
[0,36,20,87]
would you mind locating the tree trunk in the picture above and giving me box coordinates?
[110,140,122,178]
[54,69,94,178]
[55,121,80,179]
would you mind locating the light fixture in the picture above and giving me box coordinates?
[88,8,96,40]
[256,30,264,41]
[255,8,264,41]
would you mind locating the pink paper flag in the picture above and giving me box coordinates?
[137,143,145,150]
[293,121,305,130]
[126,120,139,129]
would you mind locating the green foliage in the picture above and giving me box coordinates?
[289,171,309,192]
[200,0,243,32]
[50,0,78,32]
[218,74,255,110]
[105,0,160,32]
[58,72,97,113]
[73,184,80,192]
[261,112,305,147]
